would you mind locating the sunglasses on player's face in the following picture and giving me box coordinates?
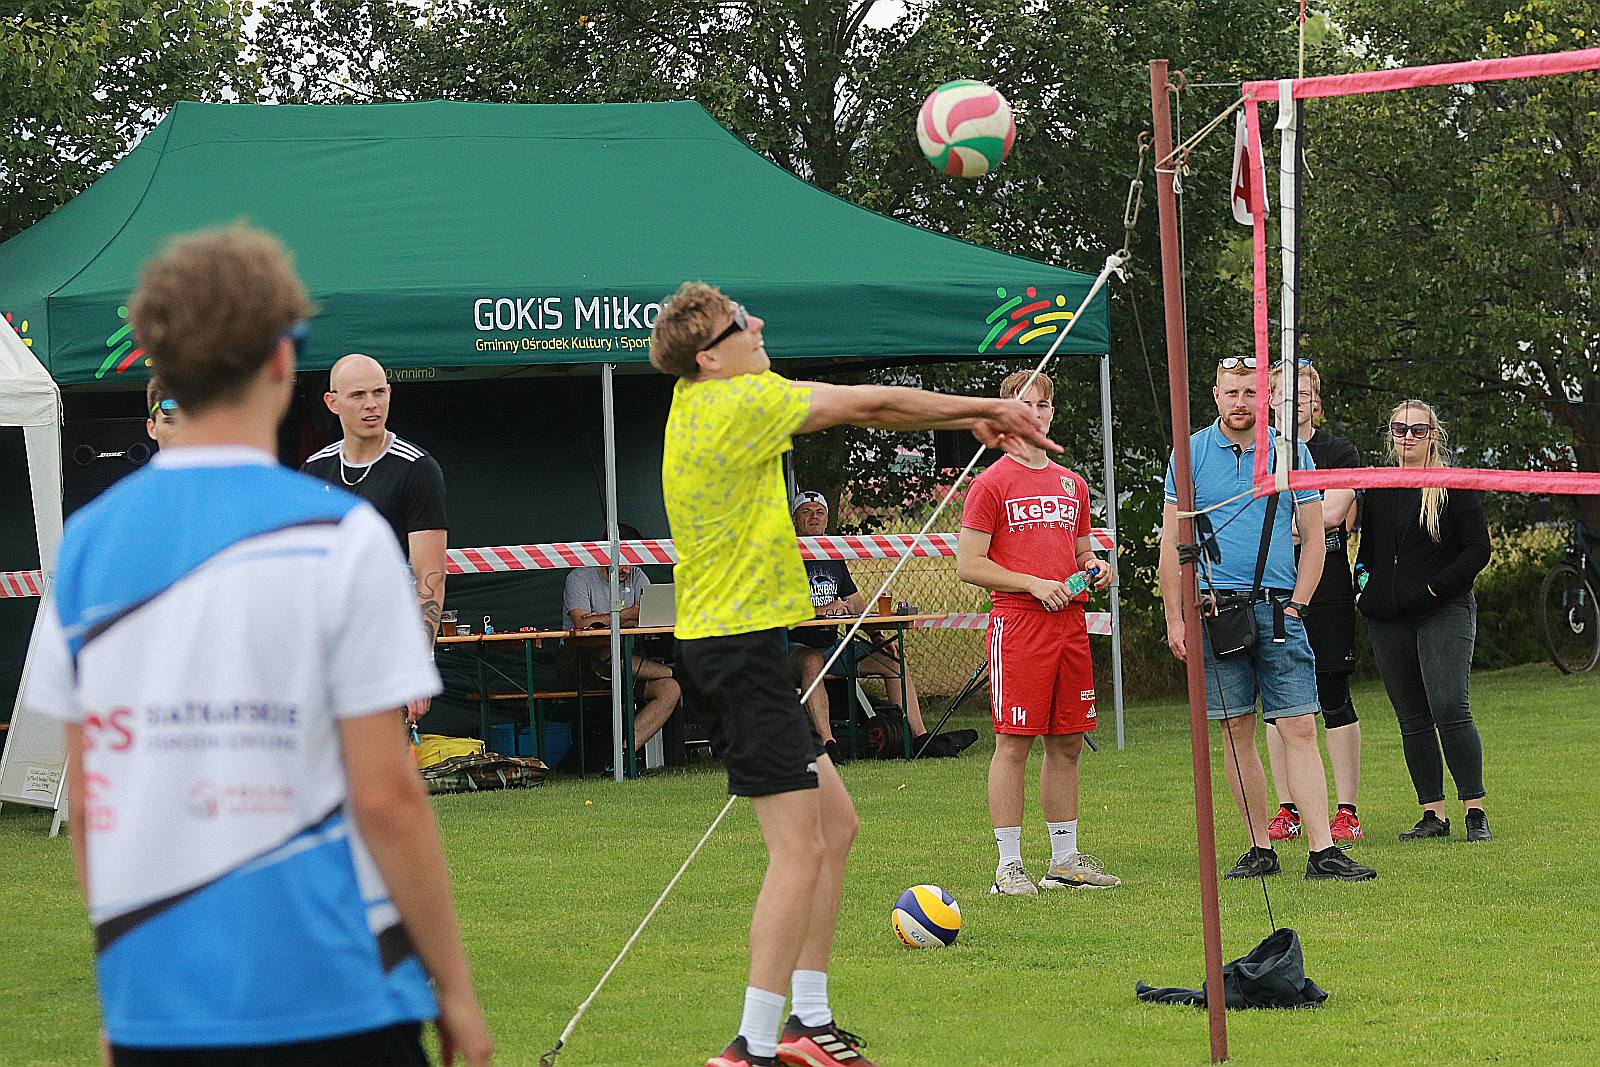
[1390,422,1435,439]
[148,398,178,419]
[1218,357,1257,370]
[703,304,748,351]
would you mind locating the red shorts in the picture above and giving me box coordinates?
[986,605,1097,736]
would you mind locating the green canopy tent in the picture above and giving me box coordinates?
[0,100,1120,784]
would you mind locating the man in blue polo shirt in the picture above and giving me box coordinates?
[1158,358,1376,882]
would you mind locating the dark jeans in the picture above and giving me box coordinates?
[1366,593,1486,804]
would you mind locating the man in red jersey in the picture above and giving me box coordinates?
[957,370,1120,896]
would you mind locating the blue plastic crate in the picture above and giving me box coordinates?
[489,721,573,770]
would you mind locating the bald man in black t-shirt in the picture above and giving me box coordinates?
[302,353,448,722]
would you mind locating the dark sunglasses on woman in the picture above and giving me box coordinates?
[1390,422,1435,439]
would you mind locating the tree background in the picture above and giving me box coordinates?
[5,0,1593,689]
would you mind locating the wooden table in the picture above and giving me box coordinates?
[437,613,956,775]
[434,629,568,753]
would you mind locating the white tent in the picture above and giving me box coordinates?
[0,315,66,833]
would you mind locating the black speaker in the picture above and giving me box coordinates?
[932,429,994,471]
[63,418,153,499]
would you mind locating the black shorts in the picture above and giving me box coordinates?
[112,1022,428,1067]
[1301,599,1356,674]
[678,628,822,797]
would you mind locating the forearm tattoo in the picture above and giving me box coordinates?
[416,569,445,637]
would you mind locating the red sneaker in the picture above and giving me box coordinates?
[1266,805,1302,841]
[1330,808,1364,848]
[776,1016,876,1066]
[707,1036,775,1067]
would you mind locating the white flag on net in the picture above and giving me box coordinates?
[1230,111,1268,225]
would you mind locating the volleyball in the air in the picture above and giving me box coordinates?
[892,884,962,948]
[917,80,1015,178]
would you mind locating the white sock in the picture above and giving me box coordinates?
[994,825,1023,869]
[738,986,786,1059]
[790,969,831,1027]
[1047,819,1079,865]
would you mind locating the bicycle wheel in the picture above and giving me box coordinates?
[1541,563,1600,674]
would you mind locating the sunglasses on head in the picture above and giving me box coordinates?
[148,398,178,418]
[703,304,748,351]
[1390,422,1435,439]
[1218,357,1257,370]
[282,320,309,361]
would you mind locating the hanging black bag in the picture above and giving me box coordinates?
[1201,492,1279,659]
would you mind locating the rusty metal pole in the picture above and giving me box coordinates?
[1150,58,1229,1064]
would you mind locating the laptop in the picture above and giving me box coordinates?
[636,583,676,628]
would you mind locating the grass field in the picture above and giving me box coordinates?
[3,664,1598,1066]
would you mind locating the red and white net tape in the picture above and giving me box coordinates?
[0,530,1118,595]
[443,530,1115,575]
[913,610,1114,635]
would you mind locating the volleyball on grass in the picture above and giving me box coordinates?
[892,884,961,948]
[917,80,1015,178]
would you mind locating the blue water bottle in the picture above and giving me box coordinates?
[1354,563,1369,594]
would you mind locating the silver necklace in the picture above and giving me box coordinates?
[339,433,389,486]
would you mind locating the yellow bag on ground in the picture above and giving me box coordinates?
[413,734,485,770]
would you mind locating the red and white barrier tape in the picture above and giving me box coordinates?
[1,570,44,598]
[0,530,1118,596]
[443,530,1115,575]
[913,610,1114,635]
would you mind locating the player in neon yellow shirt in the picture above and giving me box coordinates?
[652,282,1056,1067]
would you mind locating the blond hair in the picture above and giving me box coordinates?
[999,370,1055,403]
[1386,399,1451,542]
[650,282,729,379]
[1269,363,1322,425]
[129,225,310,414]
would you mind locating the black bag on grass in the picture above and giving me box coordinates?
[1135,928,1328,1009]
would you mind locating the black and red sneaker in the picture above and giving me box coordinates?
[776,1015,876,1066]
[706,1035,775,1067]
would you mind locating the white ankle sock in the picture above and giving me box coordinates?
[1047,819,1079,864]
[790,969,831,1027]
[994,825,1023,868]
[738,985,786,1058]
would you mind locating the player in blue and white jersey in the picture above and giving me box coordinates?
[22,226,493,1067]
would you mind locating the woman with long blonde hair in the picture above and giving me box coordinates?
[1356,401,1493,841]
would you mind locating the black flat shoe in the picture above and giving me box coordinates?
[1306,846,1377,881]
[1223,846,1280,879]
[1399,812,1451,840]
[1464,808,1492,842]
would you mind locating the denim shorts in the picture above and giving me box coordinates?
[1201,601,1320,721]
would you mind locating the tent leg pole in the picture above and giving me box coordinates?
[1099,353,1125,751]
[602,363,625,784]
[1152,58,1228,1065]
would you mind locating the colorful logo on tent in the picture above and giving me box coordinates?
[980,287,1075,353]
[97,305,150,379]
[3,311,31,347]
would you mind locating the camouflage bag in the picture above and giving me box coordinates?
[421,752,549,795]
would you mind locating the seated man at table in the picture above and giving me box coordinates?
[788,491,976,761]
[561,523,682,753]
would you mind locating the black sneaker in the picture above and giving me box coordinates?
[1306,845,1378,881]
[1465,808,1492,842]
[1223,846,1280,879]
[1399,812,1451,840]
[706,1035,775,1067]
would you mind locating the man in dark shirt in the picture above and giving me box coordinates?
[1265,363,1364,845]
[302,353,448,722]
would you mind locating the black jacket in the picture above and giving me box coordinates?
[1356,486,1491,622]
